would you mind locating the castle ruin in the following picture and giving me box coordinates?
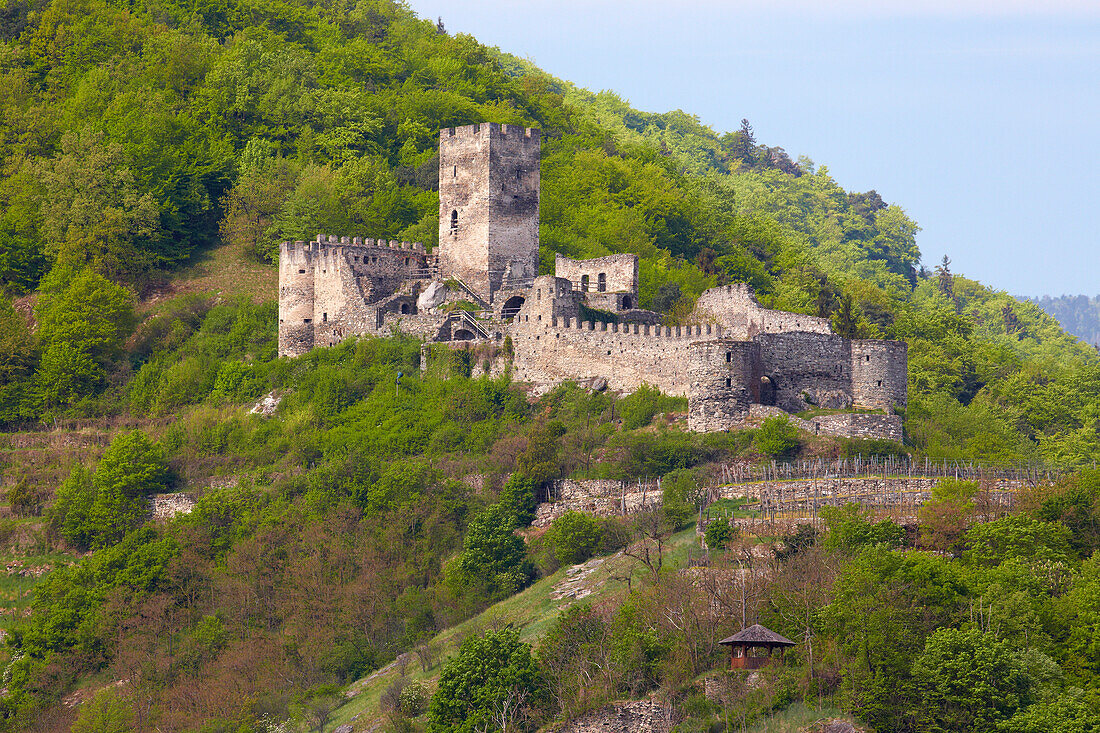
[278,122,908,440]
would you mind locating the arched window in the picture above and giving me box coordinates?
[581,274,590,292]
[597,273,607,292]
[450,210,459,233]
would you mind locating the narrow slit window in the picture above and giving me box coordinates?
[450,210,459,233]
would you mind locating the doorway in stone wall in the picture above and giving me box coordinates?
[501,295,525,321]
[760,376,776,405]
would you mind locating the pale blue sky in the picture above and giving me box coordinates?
[407,0,1099,297]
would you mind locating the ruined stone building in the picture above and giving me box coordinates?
[278,122,908,440]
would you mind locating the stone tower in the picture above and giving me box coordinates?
[437,123,540,304]
[278,240,315,357]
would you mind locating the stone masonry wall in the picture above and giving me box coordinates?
[278,241,315,357]
[487,125,540,296]
[509,318,727,396]
[695,284,832,339]
[755,332,853,414]
[278,236,430,355]
[437,124,491,299]
[555,253,639,295]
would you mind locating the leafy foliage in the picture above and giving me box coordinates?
[428,626,547,733]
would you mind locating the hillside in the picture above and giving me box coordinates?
[0,0,1099,731]
[1027,295,1100,348]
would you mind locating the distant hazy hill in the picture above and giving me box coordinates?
[1025,295,1100,347]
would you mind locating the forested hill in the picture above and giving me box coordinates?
[3,0,1100,729]
[0,0,1096,461]
[1027,295,1100,348]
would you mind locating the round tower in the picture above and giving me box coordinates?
[850,340,908,412]
[687,339,762,432]
[279,241,315,357]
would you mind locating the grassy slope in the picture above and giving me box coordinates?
[325,527,702,731]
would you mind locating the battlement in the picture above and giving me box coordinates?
[441,122,540,143]
[537,319,725,339]
[282,235,426,252]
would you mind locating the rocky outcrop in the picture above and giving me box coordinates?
[556,700,675,733]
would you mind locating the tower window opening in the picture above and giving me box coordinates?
[581,274,590,292]
[298,269,305,274]
[450,210,459,233]
[877,380,883,387]
[726,351,732,363]
[725,377,732,388]
[453,165,457,178]
[866,355,871,361]
[597,273,606,292]
[322,313,327,322]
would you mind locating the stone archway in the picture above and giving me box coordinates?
[501,295,525,321]
[453,328,475,341]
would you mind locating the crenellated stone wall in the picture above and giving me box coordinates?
[510,318,727,396]
[278,236,431,356]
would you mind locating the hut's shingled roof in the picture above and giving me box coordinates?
[718,624,796,646]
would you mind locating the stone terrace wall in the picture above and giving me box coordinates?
[509,318,726,395]
[555,700,674,733]
[695,284,831,339]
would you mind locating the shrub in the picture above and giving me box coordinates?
[755,415,800,457]
[546,511,603,566]
[703,519,734,550]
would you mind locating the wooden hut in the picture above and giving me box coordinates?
[718,624,795,670]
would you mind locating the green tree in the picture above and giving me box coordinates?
[455,504,533,598]
[918,479,978,555]
[499,473,538,528]
[35,129,162,280]
[965,514,1074,568]
[820,502,905,554]
[88,430,169,547]
[428,626,547,733]
[912,628,1036,733]
[71,687,135,733]
[34,265,134,408]
[51,431,169,550]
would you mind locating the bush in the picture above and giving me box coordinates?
[545,511,603,567]
[399,681,429,716]
[755,415,800,457]
[703,519,734,550]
